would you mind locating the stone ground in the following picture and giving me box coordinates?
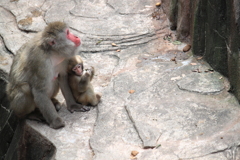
[1,0,240,160]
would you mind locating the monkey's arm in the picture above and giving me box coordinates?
[32,88,65,129]
[77,73,91,92]
[78,66,94,89]
[59,73,90,112]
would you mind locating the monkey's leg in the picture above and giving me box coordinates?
[9,83,35,118]
[90,93,102,106]
[96,93,102,101]
[83,88,101,106]
[32,88,65,129]
[27,108,46,122]
[59,74,90,112]
[51,81,61,111]
[76,93,89,106]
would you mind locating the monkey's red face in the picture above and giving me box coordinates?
[66,29,81,47]
[73,63,83,76]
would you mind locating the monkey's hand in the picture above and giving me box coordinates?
[85,66,94,76]
[67,103,90,113]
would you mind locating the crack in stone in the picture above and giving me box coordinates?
[82,33,155,46]
[88,139,95,159]
[106,0,115,10]
[124,105,144,148]
[40,0,47,9]
[210,147,229,155]
[1,104,10,113]
[0,6,37,33]
[39,0,48,25]
[69,26,86,35]
[127,70,172,99]
[0,34,14,55]
[69,11,100,19]
[119,12,144,15]
[79,34,158,53]
[177,85,225,95]
[107,54,120,66]
[89,106,100,159]
[0,109,13,133]
[228,144,240,160]
[177,145,240,160]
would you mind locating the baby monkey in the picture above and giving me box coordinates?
[68,55,101,106]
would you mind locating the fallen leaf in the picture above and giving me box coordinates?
[192,69,201,73]
[171,76,182,81]
[131,151,139,156]
[219,77,223,79]
[96,40,102,45]
[155,144,161,149]
[116,49,121,52]
[112,43,117,46]
[183,44,191,52]
[197,57,203,60]
[170,56,177,64]
[163,33,172,41]
[190,63,197,65]
[205,69,214,72]
[170,57,176,61]
[129,90,135,94]
[170,58,175,62]
[156,2,161,7]
[101,83,108,87]
[172,41,181,45]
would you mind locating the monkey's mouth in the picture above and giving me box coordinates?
[76,71,82,76]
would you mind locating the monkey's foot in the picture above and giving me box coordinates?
[27,113,46,122]
[67,104,90,113]
[51,98,62,111]
[96,93,102,100]
[27,109,46,122]
[49,117,65,129]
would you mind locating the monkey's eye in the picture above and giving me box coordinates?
[66,29,69,35]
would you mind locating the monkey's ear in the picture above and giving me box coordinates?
[49,40,55,46]
[41,38,55,50]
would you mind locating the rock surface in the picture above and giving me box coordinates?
[1,0,240,160]
[161,0,240,103]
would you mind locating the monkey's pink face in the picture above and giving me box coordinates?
[66,29,81,47]
[73,63,83,76]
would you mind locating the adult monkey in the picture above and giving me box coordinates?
[6,21,89,129]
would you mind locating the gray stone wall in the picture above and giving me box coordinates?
[0,69,18,160]
[0,70,56,160]
[162,0,240,101]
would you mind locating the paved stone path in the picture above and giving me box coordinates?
[1,0,240,160]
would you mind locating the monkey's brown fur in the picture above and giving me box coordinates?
[6,21,89,129]
[68,55,101,106]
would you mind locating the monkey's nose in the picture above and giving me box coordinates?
[75,37,81,46]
